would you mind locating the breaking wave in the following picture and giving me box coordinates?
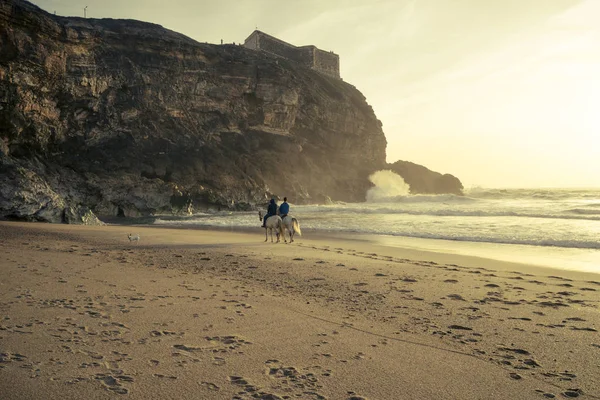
[366,170,410,202]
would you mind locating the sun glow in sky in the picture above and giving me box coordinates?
[30,0,600,188]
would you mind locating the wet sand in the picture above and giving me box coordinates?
[0,221,598,399]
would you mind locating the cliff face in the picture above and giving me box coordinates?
[0,0,461,223]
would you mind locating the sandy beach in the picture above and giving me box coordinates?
[0,221,598,400]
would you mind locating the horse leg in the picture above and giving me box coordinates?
[264,227,268,242]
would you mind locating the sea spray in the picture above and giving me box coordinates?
[366,170,411,202]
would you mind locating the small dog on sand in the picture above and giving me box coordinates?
[127,233,140,243]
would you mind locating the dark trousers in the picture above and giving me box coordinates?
[262,214,273,226]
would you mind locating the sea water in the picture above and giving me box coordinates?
[153,172,600,273]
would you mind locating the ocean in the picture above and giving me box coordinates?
[152,172,600,274]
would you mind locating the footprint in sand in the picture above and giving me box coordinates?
[173,344,203,352]
[212,356,226,365]
[561,389,584,398]
[557,283,574,288]
[548,276,572,281]
[484,283,500,288]
[264,361,326,397]
[571,327,597,332]
[528,280,546,285]
[0,352,28,363]
[538,301,569,309]
[153,374,178,380]
[448,325,473,331]
[204,335,252,352]
[95,374,131,395]
[533,390,557,398]
[227,375,254,390]
[200,381,220,391]
[150,330,178,337]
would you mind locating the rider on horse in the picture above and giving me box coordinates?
[278,197,290,219]
[261,198,278,228]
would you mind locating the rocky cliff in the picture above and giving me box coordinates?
[0,0,462,223]
[388,160,463,196]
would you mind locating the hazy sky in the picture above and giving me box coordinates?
[29,0,599,188]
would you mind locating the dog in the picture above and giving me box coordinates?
[127,233,140,243]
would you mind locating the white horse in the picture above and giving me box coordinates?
[258,211,284,243]
[281,215,302,243]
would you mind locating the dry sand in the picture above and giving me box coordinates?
[0,221,598,400]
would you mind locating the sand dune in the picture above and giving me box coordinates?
[0,222,598,399]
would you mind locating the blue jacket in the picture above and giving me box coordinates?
[267,199,277,215]
[279,201,289,216]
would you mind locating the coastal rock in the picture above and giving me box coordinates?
[0,0,462,223]
[0,154,103,224]
[388,160,463,195]
[0,155,66,222]
[63,205,104,225]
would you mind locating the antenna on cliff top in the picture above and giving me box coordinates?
[84,5,88,18]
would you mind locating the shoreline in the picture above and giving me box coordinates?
[105,219,600,278]
[1,221,599,399]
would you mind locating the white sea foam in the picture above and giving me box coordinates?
[366,170,410,202]
[152,187,600,271]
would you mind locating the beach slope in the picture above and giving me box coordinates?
[0,222,598,399]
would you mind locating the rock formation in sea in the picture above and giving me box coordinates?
[388,161,463,196]
[0,0,463,223]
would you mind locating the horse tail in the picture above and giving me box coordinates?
[292,218,302,236]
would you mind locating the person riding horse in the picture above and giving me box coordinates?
[261,198,278,228]
[278,197,290,219]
